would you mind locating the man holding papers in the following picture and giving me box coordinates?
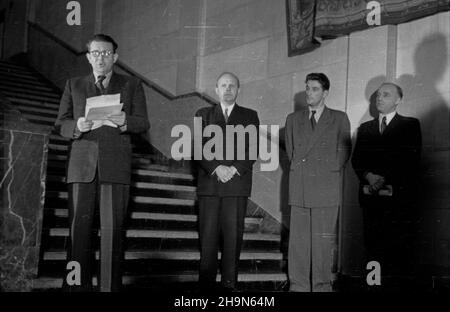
[55,34,150,292]
[352,82,422,284]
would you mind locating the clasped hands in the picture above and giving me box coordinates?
[365,172,385,194]
[77,111,126,132]
[213,165,240,183]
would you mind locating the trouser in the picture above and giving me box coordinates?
[361,193,418,276]
[198,196,247,289]
[288,205,339,292]
[63,174,129,292]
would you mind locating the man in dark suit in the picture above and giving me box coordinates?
[55,34,150,291]
[195,72,259,291]
[352,82,421,279]
[285,73,351,292]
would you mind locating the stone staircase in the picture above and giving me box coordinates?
[0,60,287,292]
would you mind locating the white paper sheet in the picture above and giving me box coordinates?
[85,94,122,121]
[85,94,123,129]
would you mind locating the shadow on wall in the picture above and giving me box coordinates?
[279,32,450,278]
[351,32,450,275]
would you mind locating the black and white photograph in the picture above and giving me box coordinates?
[0,0,449,308]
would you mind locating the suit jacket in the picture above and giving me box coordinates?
[351,113,421,198]
[195,104,259,197]
[285,107,351,208]
[55,72,150,184]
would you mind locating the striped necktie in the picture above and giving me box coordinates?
[96,75,106,95]
[224,108,229,123]
[380,116,387,134]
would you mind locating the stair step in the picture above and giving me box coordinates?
[33,272,287,289]
[133,169,194,180]
[21,113,56,123]
[48,144,67,151]
[49,209,262,226]
[0,71,45,83]
[47,228,279,241]
[15,105,59,116]
[0,79,56,93]
[2,89,61,103]
[43,250,282,261]
[45,172,196,187]
[46,191,196,206]
[7,97,60,110]
[0,85,60,99]
[0,61,34,72]
[0,73,53,88]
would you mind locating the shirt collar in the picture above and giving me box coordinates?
[220,102,235,116]
[379,111,396,126]
[93,70,113,88]
[308,104,325,120]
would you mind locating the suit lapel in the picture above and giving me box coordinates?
[382,113,400,136]
[107,72,124,96]
[304,107,333,156]
[214,103,226,126]
[81,74,98,116]
[227,104,240,125]
[85,74,98,99]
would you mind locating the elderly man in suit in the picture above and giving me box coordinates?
[352,82,421,280]
[284,73,351,292]
[195,72,259,292]
[55,34,150,292]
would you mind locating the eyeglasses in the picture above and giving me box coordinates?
[89,50,114,57]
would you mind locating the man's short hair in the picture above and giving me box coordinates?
[86,34,118,53]
[216,72,240,88]
[305,73,330,91]
[380,82,403,99]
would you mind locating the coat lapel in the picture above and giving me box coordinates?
[382,113,400,136]
[226,103,240,125]
[214,103,226,126]
[107,72,124,96]
[304,107,333,156]
[85,74,98,99]
[82,74,97,116]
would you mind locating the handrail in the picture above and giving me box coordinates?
[27,22,218,106]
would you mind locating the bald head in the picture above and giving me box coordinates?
[216,72,240,89]
[379,82,403,99]
[215,72,240,106]
[376,83,403,115]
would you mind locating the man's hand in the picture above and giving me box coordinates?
[77,117,93,132]
[365,172,385,194]
[107,111,126,126]
[214,165,235,183]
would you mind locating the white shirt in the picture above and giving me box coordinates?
[308,104,325,122]
[379,111,396,131]
[220,102,235,119]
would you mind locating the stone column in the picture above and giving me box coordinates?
[0,94,51,291]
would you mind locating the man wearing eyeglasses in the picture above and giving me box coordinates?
[55,34,150,292]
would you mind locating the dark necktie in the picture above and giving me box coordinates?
[224,108,229,123]
[380,116,387,134]
[310,110,317,131]
[96,75,106,95]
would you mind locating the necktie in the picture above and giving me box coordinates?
[380,116,387,134]
[310,110,316,130]
[224,108,229,123]
[96,75,106,95]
